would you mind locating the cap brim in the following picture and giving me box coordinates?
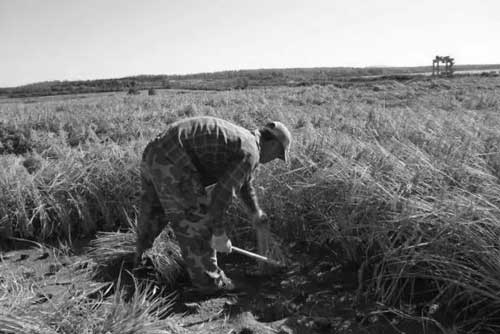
[279,148,288,162]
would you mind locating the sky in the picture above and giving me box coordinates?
[1,0,499,87]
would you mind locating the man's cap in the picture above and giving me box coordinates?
[263,121,292,162]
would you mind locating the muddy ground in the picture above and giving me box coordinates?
[0,240,443,334]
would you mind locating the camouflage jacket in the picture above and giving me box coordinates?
[150,116,261,233]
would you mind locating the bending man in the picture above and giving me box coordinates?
[136,116,291,294]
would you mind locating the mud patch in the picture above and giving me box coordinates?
[1,243,445,334]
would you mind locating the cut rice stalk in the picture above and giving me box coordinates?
[255,225,287,273]
[88,228,184,286]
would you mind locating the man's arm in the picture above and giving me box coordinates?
[209,157,253,235]
[239,173,261,216]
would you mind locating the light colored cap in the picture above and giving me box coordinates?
[263,121,292,162]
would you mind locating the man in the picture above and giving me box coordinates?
[136,116,291,294]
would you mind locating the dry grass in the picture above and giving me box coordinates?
[0,245,182,334]
[0,280,182,334]
[1,76,500,331]
[88,226,184,286]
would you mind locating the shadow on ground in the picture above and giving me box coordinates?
[0,240,443,334]
[164,243,442,334]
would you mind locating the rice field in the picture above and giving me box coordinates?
[1,75,500,333]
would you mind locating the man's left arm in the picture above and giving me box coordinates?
[239,173,265,222]
[209,157,254,235]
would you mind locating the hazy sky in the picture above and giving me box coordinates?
[1,0,499,87]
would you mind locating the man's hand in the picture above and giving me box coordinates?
[251,209,268,228]
[250,209,271,260]
[210,232,232,253]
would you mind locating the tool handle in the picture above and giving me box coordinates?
[231,246,283,266]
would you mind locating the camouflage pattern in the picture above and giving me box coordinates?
[136,138,227,291]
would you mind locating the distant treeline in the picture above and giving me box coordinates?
[1,64,499,98]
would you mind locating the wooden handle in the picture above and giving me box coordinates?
[232,246,283,267]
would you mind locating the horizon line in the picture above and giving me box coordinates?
[3,62,500,89]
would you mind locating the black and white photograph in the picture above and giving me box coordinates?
[1,1,499,333]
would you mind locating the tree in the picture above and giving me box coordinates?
[235,77,249,90]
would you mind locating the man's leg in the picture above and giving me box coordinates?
[173,202,233,292]
[150,159,232,292]
[136,170,171,263]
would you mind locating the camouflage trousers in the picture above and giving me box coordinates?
[136,143,224,290]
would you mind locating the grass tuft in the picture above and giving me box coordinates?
[88,218,184,287]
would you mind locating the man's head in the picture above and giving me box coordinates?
[258,121,292,164]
